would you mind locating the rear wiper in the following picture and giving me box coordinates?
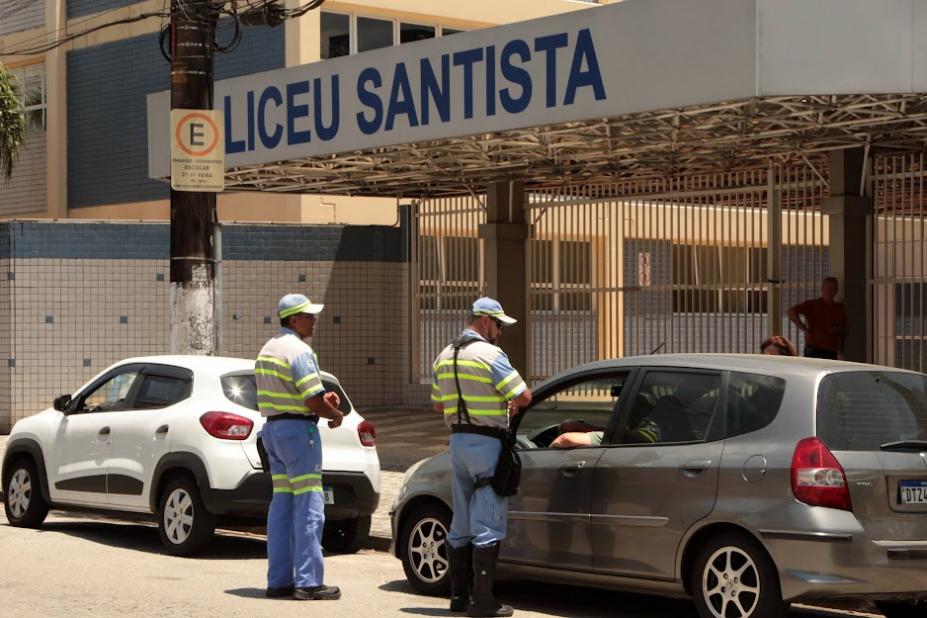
[879,440,927,451]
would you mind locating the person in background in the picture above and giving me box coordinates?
[760,335,797,357]
[788,276,848,359]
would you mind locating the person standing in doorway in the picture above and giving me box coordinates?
[787,276,848,360]
[432,297,532,618]
[256,293,344,601]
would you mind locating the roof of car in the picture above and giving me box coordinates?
[114,355,339,382]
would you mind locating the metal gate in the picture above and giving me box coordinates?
[872,153,927,371]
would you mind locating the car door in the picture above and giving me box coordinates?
[46,364,144,507]
[504,370,633,571]
[591,368,725,580]
[105,364,194,510]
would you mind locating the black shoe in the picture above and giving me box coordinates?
[293,585,342,600]
[265,585,294,598]
[448,544,473,612]
[467,544,513,617]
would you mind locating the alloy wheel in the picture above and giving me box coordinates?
[702,545,761,618]
[7,468,32,519]
[407,516,449,584]
[163,487,195,545]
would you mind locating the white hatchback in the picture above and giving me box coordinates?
[1,355,380,555]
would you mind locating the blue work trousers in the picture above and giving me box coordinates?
[261,419,325,589]
[447,433,507,549]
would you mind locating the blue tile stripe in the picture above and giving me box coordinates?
[0,222,407,262]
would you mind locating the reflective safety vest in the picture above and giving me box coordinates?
[255,330,325,417]
[431,330,527,431]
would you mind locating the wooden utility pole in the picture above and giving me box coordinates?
[169,0,218,355]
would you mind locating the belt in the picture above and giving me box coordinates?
[451,424,507,440]
[266,413,318,423]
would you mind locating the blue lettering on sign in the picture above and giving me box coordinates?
[314,76,340,141]
[356,67,383,135]
[386,63,418,131]
[500,39,532,114]
[420,55,450,125]
[287,81,311,145]
[485,45,496,117]
[258,86,283,149]
[452,48,484,120]
[564,29,606,105]
[225,95,245,154]
[534,33,569,108]
[246,90,256,151]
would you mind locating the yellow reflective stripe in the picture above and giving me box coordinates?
[301,386,325,399]
[431,383,440,391]
[433,393,505,403]
[295,373,321,388]
[442,407,507,416]
[290,473,322,483]
[431,392,443,402]
[434,359,490,371]
[271,474,289,480]
[258,402,311,412]
[257,390,303,400]
[279,299,313,319]
[257,356,290,369]
[256,368,293,382]
[294,486,324,496]
[435,373,492,383]
[503,381,527,399]
[495,370,520,390]
[273,487,294,494]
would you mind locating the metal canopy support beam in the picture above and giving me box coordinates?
[823,148,873,362]
[767,161,783,339]
[480,181,529,378]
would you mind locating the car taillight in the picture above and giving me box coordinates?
[357,420,376,447]
[200,412,254,440]
[791,436,852,511]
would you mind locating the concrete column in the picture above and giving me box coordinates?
[822,149,873,362]
[479,181,529,377]
[45,0,67,218]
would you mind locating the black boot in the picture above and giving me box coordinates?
[447,543,473,612]
[467,543,513,617]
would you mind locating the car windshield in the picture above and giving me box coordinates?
[221,373,352,414]
[817,371,927,451]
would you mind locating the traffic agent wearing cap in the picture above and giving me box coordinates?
[278,293,324,319]
[471,297,517,325]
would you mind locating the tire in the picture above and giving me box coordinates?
[875,600,927,618]
[157,476,215,556]
[399,502,453,596]
[691,531,788,618]
[3,458,49,528]
[322,515,371,554]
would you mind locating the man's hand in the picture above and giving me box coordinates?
[507,400,521,417]
[324,391,341,408]
[327,411,344,429]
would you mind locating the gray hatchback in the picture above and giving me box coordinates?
[390,355,927,618]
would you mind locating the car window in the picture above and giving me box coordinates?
[80,370,140,413]
[726,372,785,438]
[615,370,721,445]
[817,371,927,451]
[133,375,192,409]
[516,372,630,449]
[222,373,352,414]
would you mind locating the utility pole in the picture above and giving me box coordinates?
[169,0,219,355]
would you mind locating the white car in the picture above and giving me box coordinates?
[1,355,380,556]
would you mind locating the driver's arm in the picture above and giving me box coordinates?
[551,432,594,448]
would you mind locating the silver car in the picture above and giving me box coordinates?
[390,355,927,618]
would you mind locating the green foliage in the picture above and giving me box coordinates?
[0,63,27,180]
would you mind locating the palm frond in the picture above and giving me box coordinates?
[0,63,27,181]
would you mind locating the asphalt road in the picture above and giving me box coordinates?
[0,513,882,618]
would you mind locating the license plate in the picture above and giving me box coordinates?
[323,487,334,505]
[899,480,927,504]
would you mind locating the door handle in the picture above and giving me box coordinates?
[558,461,586,477]
[679,459,712,476]
[98,426,111,436]
[155,425,169,436]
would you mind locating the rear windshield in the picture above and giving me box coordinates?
[221,374,352,414]
[817,371,927,451]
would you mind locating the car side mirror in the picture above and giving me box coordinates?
[53,394,72,413]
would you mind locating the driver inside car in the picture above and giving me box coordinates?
[550,397,662,448]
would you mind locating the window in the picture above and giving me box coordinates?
[441,28,464,36]
[530,239,592,311]
[357,16,393,52]
[6,63,46,130]
[134,375,192,409]
[817,371,927,451]
[726,372,785,438]
[616,371,721,445]
[321,12,350,59]
[400,22,435,44]
[517,372,629,449]
[418,235,482,312]
[672,244,767,314]
[223,374,352,414]
[80,370,140,413]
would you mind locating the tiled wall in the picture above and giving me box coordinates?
[0,219,416,432]
[0,0,44,35]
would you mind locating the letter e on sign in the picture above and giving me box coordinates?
[170,109,225,192]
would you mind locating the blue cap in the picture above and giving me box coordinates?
[472,297,517,325]
[277,293,324,319]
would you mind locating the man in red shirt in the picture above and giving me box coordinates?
[788,276,848,360]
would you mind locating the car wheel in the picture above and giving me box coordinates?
[399,502,452,595]
[157,476,215,556]
[323,515,370,554]
[875,600,927,618]
[3,458,49,528]
[691,532,788,618]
